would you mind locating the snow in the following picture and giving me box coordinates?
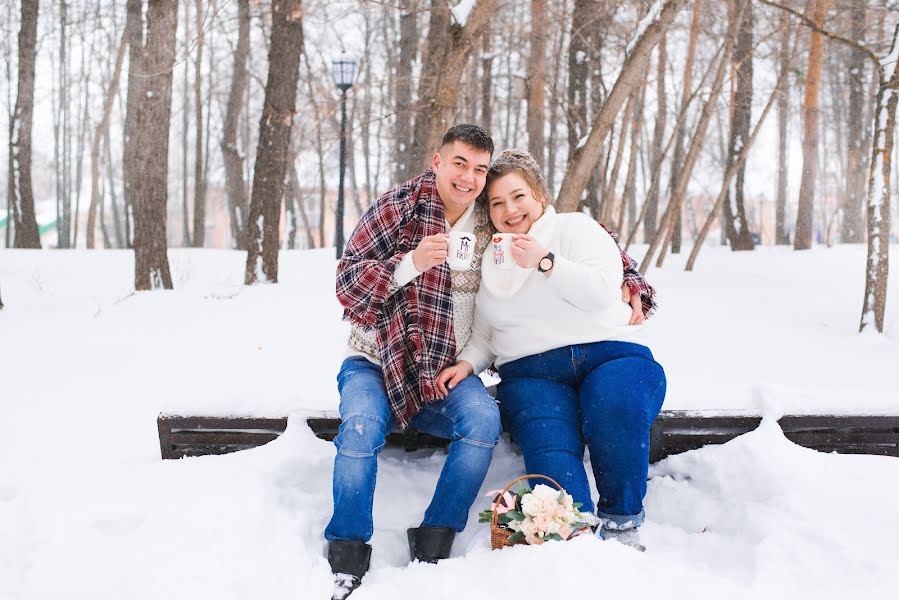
[450,0,476,27]
[1,245,899,598]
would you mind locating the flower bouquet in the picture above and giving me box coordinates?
[479,474,599,549]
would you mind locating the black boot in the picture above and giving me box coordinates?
[407,526,456,563]
[327,540,371,600]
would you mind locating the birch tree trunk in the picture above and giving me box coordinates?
[123,0,144,249]
[9,0,40,249]
[132,0,179,290]
[244,0,304,285]
[794,0,831,250]
[859,25,899,332]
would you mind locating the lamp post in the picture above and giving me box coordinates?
[331,55,356,259]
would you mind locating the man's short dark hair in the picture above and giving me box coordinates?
[440,124,494,156]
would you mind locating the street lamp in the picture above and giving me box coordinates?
[332,55,356,259]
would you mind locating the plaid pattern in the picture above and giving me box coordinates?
[600,223,658,318]
[336,170,456,428]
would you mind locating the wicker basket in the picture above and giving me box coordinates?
[490,474,564,550]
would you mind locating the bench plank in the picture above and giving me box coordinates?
[158,412,899,462]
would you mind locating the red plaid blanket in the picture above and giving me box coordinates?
[601,223,658,318]
[336,170,456,427]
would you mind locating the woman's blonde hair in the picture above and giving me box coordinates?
[486,149,549,203]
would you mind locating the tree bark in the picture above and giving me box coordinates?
[645,35,667,242]
[794,0,831,250]
[244,0,304,285]
[642,1,743,271]
[841,1,867,243]
[527,0,547,167]
[123,0,144,250]
[687,38,795,270]
[567,0,592,166]
[87,31,127,249]
[394,0,418,182]
[556,0,689,213]
[192,0,206,247]
[722,0,755,251]
[222,0,250,250]
[410,0,498,173]
[669,0,702,254]
[480,30,493,134]
[775,10,790,245]
[132,0,178,291]
[9,0,40,249]
[859,25,899,332]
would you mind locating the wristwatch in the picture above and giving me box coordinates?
[537,251,555,273]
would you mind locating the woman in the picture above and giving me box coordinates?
[436,149,666,550]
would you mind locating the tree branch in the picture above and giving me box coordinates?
[757,0,880,67]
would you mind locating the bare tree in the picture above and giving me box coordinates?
[122,0,144,249]
[192,0,207,247]
[794,0,832,250]
[222,0,251,250]
[244,0,305,284]
[87,31,127,249]
[645,36,667,242]
[722,0,755,250]
[527,0,547,167]
[409,0,498,173]
[394,0,418,182]
[775,9,790,245]
[841,1,867,243]
[8,0,40,249]
[132,0,179,290]
[556,0,690,212]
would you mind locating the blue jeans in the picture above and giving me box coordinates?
[324,357,501,543]
[497,341,666,530]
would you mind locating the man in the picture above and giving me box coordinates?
[328,124,499,598]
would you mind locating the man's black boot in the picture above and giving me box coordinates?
[407,526,456,563]
[327,540,372,600]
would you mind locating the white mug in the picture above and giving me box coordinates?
[447,231,476,270]
[491,233,514,270]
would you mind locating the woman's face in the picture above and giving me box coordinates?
[487,172,545,234]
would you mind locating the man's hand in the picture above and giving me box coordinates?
[435,360,474,398]
[622,284,645,325]
[411,233,449,272]
[510,234,548,269]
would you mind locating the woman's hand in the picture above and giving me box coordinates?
[621,284,645,325]
[435,360,474,398]
[510,234,548,269]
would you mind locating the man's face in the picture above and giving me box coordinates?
[432,141,491,216]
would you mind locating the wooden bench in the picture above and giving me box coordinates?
[157,411,899,462]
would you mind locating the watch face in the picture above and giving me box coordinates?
[539,257,552,271]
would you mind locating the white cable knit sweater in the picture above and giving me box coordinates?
[457,208,648,373]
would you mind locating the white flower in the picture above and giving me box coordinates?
[531,484,560,502]
[521,493,541,517]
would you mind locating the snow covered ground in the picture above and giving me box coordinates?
[1,245,898,599]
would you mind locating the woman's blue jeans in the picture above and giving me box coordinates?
[324,357,501,543]
[497,341,666,530]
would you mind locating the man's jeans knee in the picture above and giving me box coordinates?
[325,359,499,542]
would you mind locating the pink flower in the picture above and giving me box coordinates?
[525,533,544,545]
[520,518,538,535]
[539,498,559,514]
[485,490,516,515]
[533,514,551,532]
[559,524,572,539]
